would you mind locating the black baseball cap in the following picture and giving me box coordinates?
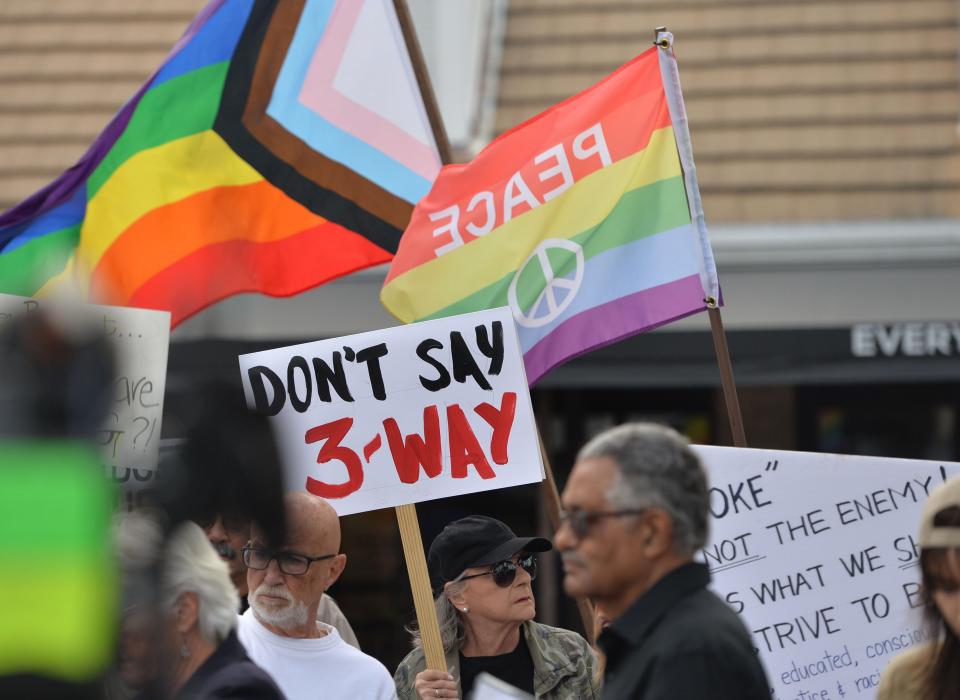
[428,515,552,594]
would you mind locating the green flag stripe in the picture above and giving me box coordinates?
[0,225,79,296]
[421,175,690,321]
[88,62,229,199]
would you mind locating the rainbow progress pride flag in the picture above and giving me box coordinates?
[381,42,719,384]
[0,0,441,326]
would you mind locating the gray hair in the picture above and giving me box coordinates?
[116,514,239,645]
[577,422,709,554]
[409,580,466,653]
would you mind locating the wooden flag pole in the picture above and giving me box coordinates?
[393,0,594,648]
[393,0,453,165]
[392,0,453,672]
[394,0,596,659]
[707,301,748,447]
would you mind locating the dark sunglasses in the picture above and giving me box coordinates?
[196,513,249,534]
[559,508,647,540]
[455,553,538,588]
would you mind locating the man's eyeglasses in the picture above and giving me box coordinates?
[455,553,538,588]
[559,509,647,540]
[241,546,337,576]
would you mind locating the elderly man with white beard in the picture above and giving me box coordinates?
[236,492,396,699]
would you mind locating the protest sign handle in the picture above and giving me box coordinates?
[393,0,453,164]
[707,304,747,447]
[538,433,596,645]
[392,0,453,671]
[396,503,447,671]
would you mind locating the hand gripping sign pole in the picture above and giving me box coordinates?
[393,0,596,660]
[655,27,748,448]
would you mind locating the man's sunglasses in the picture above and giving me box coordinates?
[559,508,647,540]
[196,513,249,534]
[455,553,538,588]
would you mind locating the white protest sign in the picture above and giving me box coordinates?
[0,294,170,508]
[695,445,960,700]
[471,673,533,699]
[238,307,543,516]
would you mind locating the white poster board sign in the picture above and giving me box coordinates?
[471,673,533,699]
[695,445,960,700]
[238,307,543,516]
[0,294,170,509]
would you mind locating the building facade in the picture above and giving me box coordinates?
[2,0,958,666]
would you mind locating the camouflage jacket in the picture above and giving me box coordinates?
[394,620,600,699]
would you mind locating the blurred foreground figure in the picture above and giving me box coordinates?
[557,423,770,700]
[198,510,360,648]
[0,307,114,441]
[237,492,395,699]
[395,515,598,699]
[877,477,960,700]
[116,514,284,699]
[158,381,286,551]
[197,513,251,604]
[0,310,115,700]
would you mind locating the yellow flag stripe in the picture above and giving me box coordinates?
[381,126,681,322]
[79,130,261,272]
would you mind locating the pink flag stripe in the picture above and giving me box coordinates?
[298,0,440,181]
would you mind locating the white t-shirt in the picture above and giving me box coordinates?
[237,609,397,700]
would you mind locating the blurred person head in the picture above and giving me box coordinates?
[196,512,250,597]
[419,515,551,654]
[0,307,113,440]
[555,423,709,621]
[915,477,960,700]
[157,381,286,555]
[115,514,239,695]
[245,492,346,638]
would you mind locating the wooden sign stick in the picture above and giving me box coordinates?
[391,0,453,672]
[396,503,447,670]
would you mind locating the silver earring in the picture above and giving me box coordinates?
[462,607,469,613]
[180,643,190,659]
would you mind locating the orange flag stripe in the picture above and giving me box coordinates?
[91,179,325,301]
[127,222,391,326]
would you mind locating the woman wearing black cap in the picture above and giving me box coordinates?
[394,515,599,699]
[877,476,960,699]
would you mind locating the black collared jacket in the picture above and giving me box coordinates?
[176,629,285,700]
[598,562,770,700]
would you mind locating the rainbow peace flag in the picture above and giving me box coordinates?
[381,42,719,384]
[0,0,441,326]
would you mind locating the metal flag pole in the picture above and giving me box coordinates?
[655,27,748,447]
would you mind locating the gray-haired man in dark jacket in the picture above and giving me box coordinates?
[556,423,770,699]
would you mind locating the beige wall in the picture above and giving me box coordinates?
[0,1,957,342]
[0,0,209,210]
[499,0,960,222]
